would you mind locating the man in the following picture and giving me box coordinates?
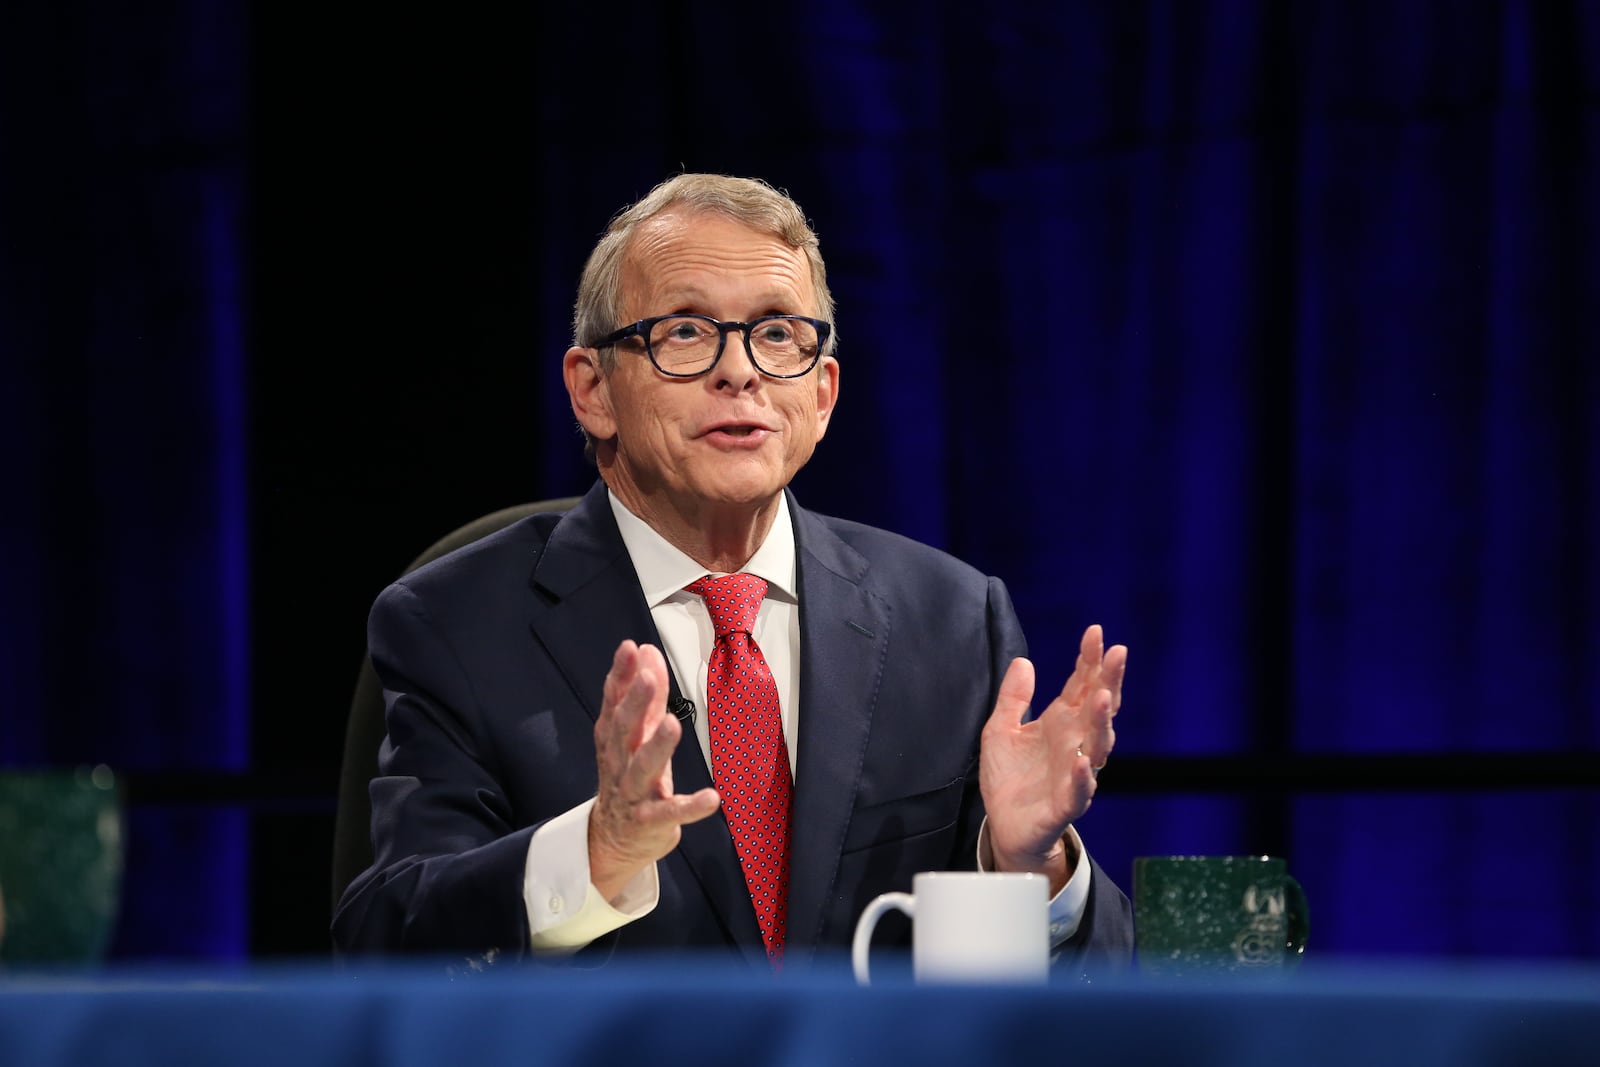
[332,174,1132,970]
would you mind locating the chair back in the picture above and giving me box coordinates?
[330,497,582,917]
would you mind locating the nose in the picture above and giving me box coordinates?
[711,325,762,393]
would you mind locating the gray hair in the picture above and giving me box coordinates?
[572,173,837,372]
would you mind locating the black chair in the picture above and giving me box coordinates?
[330,497,583,917]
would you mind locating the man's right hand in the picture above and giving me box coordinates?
[588,640,721,902]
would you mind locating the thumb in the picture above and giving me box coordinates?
[988,657,1037,729]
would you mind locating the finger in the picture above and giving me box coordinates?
[1044,630,1099,718]
[1057,728,1099,821]
[1065,625,1103,705]
[1082,624,1104,667]
[605,642,667,754]
[1102,643,1128,716]
[1038,675,1085,748]
[663,786,721,825]
[988,657,1037,729]
[621,702,684,798]
[1077,688,1117,767]
[598,641,642,729]
[617,665,665,752]
[625,788,722,844]
[595,641,641,767]
[628,643,671,745]
[633,641,670,689]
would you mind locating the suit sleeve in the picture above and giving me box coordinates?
[331,580,540,958]
[1064,852,1136,973]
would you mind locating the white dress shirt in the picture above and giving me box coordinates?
[522,489,1092,952]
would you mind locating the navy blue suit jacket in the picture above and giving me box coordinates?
[332,482,1133,970]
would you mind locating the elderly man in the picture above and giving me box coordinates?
[333,174,1132,970]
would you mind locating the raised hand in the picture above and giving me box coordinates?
[588,640,721,901]
[979,624,1126,891]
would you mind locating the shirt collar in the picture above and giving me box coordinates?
[608,489,798,608]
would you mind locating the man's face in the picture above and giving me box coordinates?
[572,210,839,518]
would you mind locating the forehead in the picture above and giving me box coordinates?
[621,209,815,316]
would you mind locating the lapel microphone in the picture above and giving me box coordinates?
[664,661,696,724]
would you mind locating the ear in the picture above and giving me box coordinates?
[563,347,617,442]
[812,355,840,440]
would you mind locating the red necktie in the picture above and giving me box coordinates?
[685,573,792,965]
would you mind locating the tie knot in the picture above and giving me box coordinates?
[685,573,768,638]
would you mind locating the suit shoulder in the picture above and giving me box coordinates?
[373,510,562,620]
[809,512,993,590]
[800,506,1027,685]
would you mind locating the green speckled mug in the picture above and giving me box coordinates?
[0,767,123,964]
[1133,856,1308,977]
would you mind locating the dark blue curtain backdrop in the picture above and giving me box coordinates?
[1,2,250,955]
[4,2,1596,960]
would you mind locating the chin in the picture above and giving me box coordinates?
[699,485,784,510]
[688,470,786,509]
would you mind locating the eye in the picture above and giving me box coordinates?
[755,320,797,345]
[658,318,713,344]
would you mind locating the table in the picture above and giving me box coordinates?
[2,956,1597,1066]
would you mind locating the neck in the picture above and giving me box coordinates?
[604,476,780,574]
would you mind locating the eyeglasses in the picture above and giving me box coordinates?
[590,314,831,379]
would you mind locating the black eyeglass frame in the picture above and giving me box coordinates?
[590,314,833,379]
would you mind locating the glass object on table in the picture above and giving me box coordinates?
[0,766,123,964]
[1133,855,1309,978]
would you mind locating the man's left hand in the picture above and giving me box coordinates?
[979,624,1127,892]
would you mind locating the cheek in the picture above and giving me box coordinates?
[785,403,823,457]
[625,395,692,453]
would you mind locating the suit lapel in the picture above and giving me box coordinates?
[524,482,653,728]
[525,482,765,964]
[784,495,890,963]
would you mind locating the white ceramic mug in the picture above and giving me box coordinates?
[851,871,1049,985]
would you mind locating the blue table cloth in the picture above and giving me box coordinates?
[2,956,1597,1067]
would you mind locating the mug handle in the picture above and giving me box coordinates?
[1284,875,1310,968]
[851,891,914,985]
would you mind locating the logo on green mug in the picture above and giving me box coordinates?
[1232,885,1287,966]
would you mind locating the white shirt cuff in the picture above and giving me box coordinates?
[523,798,659,952]
[976,819,1092,947]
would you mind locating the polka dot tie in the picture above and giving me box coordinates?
[685,573,791,966]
